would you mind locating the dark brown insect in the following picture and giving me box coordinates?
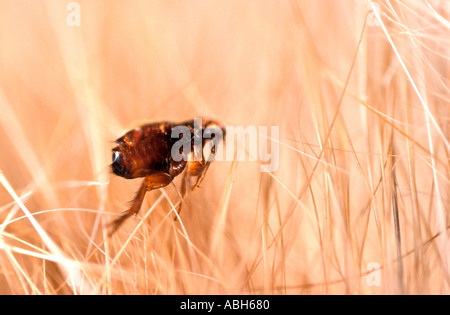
[109,118,225,235]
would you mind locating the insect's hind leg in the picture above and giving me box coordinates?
[174,159,211,220]
[174,170,190,220]
[109,172,173,236]
[193,161,211,189]
[192,135,221,189]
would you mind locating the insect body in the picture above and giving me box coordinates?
[109,118,225,235]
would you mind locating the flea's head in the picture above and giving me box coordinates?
[111,129,146,179]
[111,145,135,179]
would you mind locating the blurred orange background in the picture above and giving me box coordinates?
[0,0,448,294]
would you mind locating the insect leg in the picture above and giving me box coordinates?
[174,170,192,220]
[193,162,211,188]
[190,135,221,188]
[174,159,209,221]
[109,172,173,236]
[186,158,212,189]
